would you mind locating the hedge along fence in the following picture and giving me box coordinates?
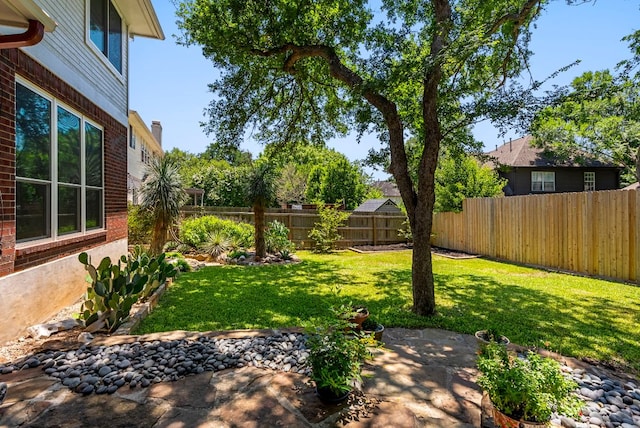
[180,206,407,249]
[432,188,640,283]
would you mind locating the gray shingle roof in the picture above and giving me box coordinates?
[353,198,401,213]
[486,136,617,168]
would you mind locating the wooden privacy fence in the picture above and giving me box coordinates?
[181,206,407,249]
[432,189,640,283]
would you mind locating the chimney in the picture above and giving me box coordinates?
[151,121,162,147]
[509,138,512,152]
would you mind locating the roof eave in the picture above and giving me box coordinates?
[113,0,164,40]
[0,0,57,32]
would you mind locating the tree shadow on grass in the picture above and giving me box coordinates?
[136,259,354,333]
[375,266,640,372]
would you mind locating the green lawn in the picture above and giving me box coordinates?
[135,250,640,372]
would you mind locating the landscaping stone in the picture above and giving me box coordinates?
[0,333,310,396]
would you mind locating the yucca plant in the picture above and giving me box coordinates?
[139,157,187,255]
[246,162,276,259]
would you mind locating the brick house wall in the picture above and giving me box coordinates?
[0,48,127,275]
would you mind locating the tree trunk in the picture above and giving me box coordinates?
[254,202,266,259]
[150,216,166,256]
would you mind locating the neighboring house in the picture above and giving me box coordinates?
[486,136,621,196]
[128,110,163,204]
[0,0,164,344]
[353,198,402,214]
[371,180,402,203]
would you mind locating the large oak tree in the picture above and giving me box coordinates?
[176,0,547,315]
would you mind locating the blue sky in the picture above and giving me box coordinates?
[130,1,639,180]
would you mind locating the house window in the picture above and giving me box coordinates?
[531,171,555,192]
[584,172,595,191]
[16,81,104,243]
[89,0,122,73]
[129,125,136,149]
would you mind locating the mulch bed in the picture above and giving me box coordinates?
[349,244,478,259]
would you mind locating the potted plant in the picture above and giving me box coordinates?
[475,328,510,346]
[306,310,374,403]
[361,316,384,342]
[476,343,582,428]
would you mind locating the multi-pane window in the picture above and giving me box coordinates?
[531,171,555,192]
[584,172,596,191]
[16,80,104,243]
[89,0,122,73]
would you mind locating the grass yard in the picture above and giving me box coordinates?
[135,250,640,372]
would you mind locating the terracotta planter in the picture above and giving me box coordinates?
[492,406,546,428]
[349,307,369,331]
[475,330,510,346]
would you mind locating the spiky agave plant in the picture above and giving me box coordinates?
[139,157,187,255]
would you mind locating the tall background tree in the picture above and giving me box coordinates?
[139,156,187,254]
[532,69,640,186]
[176,0,548,315]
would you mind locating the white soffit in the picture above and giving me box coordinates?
[0,0,57,32]
[113,0,164,40]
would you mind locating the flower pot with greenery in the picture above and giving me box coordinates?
[476,343,582,428]
[306,309,374,403]
[361,317,384,342]
[475,328,510,346]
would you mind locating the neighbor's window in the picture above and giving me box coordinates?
[584,171,595,191]
[16,80,104,243]
[129,125,136,149]
[531,171,555,192]
[89,0,122,73]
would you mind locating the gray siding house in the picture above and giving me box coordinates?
[486,136,621,196]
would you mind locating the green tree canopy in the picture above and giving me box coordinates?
[176,0,550,315]
[531,69,640,185]
[435,152,506,212]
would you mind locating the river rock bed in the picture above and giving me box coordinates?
[554,366,640,428]
[0,333,310,396]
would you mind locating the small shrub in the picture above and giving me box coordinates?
[180,215,253,249]
[165,251,191,272]
[477,342,582,423]
[199,230,232,259]
[265,220,295,255]
[228,249,249,260]
[127,203,154,245]
[308,203,350,253]
[305,304,375,397]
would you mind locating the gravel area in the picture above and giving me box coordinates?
[0,333,310,396]
[563,366,640,427]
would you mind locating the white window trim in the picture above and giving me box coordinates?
[84,0,126,83]
[15,77,105,248]
[531,171,555,192]
[584,171,596,191]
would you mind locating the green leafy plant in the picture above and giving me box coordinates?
[127,203,154,245]
[165,251,191,272]
[198,230,232,259]
[265,220,295,255]
[76,252,148,333]
[306,306,375,398]
[308,203,350,253]
[476,343,582,423]
[180,215,253,249]
[123,247,179,301]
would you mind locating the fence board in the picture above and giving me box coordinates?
[432,189,639,284]
[180,206,406,249]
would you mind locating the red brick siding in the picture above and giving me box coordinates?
[0,49,127,275]
[0,53,16,275]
